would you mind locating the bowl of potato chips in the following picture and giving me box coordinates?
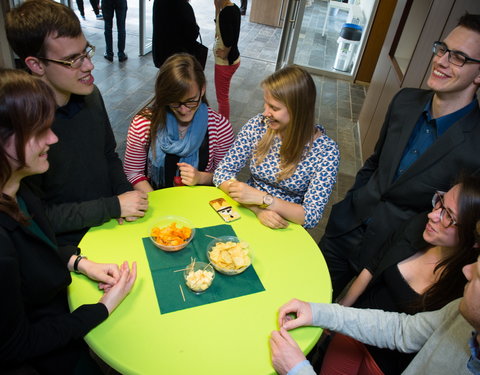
[150,216,195,252]
[184,260,215,294]
[207,236,252,275]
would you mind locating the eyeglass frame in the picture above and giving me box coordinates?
[432,41,480,67]
[169,95,202,109]
[431,191,459,228]
[37,43,96,69]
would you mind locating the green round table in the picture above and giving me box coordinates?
[68,186,331,374]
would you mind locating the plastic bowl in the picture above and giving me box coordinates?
[150,216,195,252]
[206,236,252,275]
[184,261,215,294]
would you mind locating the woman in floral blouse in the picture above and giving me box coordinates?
[213,66,339,229]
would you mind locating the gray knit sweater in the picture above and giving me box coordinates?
[293,299,472,375]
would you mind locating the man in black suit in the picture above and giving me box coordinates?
[321,13,480,299]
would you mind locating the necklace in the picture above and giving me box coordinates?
[178,125,189,139]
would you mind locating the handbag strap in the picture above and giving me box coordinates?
[197,27,203,44]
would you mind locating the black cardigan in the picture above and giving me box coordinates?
[218,4,241,65]
[0,184,108,374]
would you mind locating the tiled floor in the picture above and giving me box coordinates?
[77,0,366,242]
[296,1,349,70]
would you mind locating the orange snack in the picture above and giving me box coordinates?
[151,222,192,246]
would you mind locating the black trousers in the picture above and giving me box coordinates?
[76,0,100,16]
[319,224,366,300]
[240,0,247,12]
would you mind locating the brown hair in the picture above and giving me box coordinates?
[457,13,480,33]
[256,66,316,180]
[6,0,82,61]
[417,174,480,311]
[0,69,56,221]
[139,53,208,150]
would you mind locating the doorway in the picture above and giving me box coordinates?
[277,0,378,79]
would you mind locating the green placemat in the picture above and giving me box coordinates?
[144,224,265,314]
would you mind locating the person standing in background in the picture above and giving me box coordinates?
[102,0,128,62]
[152,0,200,69]
[214,0,241,120]
[240,0,247,15]
[76,0,103,20]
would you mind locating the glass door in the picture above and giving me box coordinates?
[277,0,378,78]
[276,0,306,70]
[139,0,153,55]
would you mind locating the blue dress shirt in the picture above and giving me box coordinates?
[395,98,477,180]
[468,331,480,374]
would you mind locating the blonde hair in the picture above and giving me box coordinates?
[256,66,316,180]
[139,53,208,150]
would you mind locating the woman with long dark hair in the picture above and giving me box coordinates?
[124,53,234,191]
[321,175,480,374]
[0,69,136,374]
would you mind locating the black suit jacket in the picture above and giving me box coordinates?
[0,184,108,373]
[325,88,480,268]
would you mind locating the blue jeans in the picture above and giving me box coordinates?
[102,0,128,56]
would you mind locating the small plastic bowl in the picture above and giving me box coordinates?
[206,236,252,275]
[150,216,195,252]
[184,261,215,294]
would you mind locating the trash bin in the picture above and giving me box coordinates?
[333,23,363,72]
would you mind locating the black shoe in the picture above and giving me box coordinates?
[104,53,113,62]
[118,53,128,62]
[240,8,246,15]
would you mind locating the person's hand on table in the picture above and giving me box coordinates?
[76,259,120,288]
[117,190,149,221]
[100,261,137,314]
[270,328,307,375]
[117,216,140,225]
[226,180,264,205]
[257,209,289,229]
[177,162,201,185]
[278,298,313,330]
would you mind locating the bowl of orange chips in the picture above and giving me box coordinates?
[207,236,252,275]
[150,216,195,252]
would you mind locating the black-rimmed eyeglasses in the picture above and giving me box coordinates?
[432,41,480,67]
[432,191,459,228]
[169,96,202,109]
[37,44,95,69]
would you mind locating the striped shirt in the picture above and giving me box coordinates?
[124,107,235,186]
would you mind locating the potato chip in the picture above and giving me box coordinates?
[208,240,251,273]
[151,222,192,247]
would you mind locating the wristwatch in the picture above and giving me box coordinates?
[259,193,274,209]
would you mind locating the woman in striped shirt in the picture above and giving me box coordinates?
[124,53,234,192]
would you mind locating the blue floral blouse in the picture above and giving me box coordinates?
[213,114,340,228]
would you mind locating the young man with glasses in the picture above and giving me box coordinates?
[320,13,480,300]
[5,0,148,246]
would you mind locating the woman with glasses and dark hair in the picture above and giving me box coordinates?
[317,174,480,375]
[0,69,136,374]
[124,53,234,191]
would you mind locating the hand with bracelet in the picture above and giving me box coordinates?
[221,179,303,229]
[68,254,137,314]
